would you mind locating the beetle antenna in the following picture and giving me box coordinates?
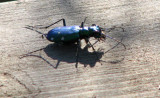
[101,26,126,49]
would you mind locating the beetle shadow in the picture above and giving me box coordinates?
[43,43,104,68]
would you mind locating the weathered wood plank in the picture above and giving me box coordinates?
[0,0,160,97]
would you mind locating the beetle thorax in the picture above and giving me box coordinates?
[79,27,91,38]
[79,26,102,39]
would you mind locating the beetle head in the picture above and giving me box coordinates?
[89,24,106,41]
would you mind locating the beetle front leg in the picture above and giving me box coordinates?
[84,38,92,48]
[84,38,89,44]
[85,38,99,48]
[88,41,99,60]
[75,39,81,68]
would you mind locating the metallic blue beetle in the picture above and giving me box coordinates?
[22,18,125,68]
[41,18,106,44]
[42,18,106,67]
[46,25,106,43]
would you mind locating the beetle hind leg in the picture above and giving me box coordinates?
[27,18,66,29]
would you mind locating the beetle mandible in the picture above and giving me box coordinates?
[20,18,126,68]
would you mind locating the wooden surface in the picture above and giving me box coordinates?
[0,0,160,97]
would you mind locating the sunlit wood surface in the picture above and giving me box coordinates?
[0,0,160,97]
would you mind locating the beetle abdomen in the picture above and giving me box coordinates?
[46,26,80,43]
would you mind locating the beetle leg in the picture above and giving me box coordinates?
[43,18,66,28]
[80,17,87,28]
[75,39,81,68]
[88,41,100,61]
[84,38,89,45]
[44,18,66,28]
[88,41,103,65]
[85,38,94,48]
[30,18,66,29]
[92,40,99,46]
[55,60,60,69]
[85,38,99,47]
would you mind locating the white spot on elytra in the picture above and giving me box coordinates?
[58,32,61,34]
[61,37,64,40]
[51,37,54,41]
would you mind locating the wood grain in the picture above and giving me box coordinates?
[0,0,160,97]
